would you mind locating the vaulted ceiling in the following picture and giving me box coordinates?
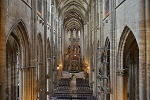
[56,0,92,30]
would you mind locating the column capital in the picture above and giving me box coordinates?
[37,62,43,65]
[47,58,51,60]
[116,68,129,76]
[18,66,36,71]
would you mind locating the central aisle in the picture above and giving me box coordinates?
[70,77,76,90]
[70,77,77,99]
[53,71,93,100]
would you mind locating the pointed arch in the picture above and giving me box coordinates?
[37,33,43,63]
[105,37,110,48]
[117,26,139,69]
[7,19,30,66]
[117,26,139,100]
[6,19,30,100]
[36,33,43,98]
[6,19,30,44]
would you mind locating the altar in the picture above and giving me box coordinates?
[62,71,85,78]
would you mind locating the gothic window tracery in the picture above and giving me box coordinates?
[105,0,109,15]
[78,30,80,38]
[73,29,76,38]
[37,0,42,13]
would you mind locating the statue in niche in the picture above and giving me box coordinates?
[74,46,77,54]
[68,45,71,54]
[78,46,81,53]
[100,51,104,62]
[76,47,78,53]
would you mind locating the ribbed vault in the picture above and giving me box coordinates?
[56,0,91,30]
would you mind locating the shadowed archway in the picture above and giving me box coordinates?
[6,20,30,100]
[117,26,139,100]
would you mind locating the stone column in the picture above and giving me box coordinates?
[134,51,139,100]
[10,61,14,100]
[11,60,17,100]
[130,59,135,100]
[18,67,23,100]
[22,67,32,100]
[88,11,91,85]
[49,58,53,98]
[137,0,146,100]
[28,66,36,100]
[84,24,87,57]
[138,36,146,99]
[60,23,63,62]
[0,0,6,100]
[7,62,12,100]
[30,0,37,99]
[50,5,54,98]
[47,58,52,98]
[116,40,125,100]
[63,29,67,54]
[145,0,150,99]
[42,0,48,99]
[21,66,36,100]
[89,31,93,88]
[46,58,50,99]
[93,2,98,97]
[37,62,44,100]
[110,0,116,100]
[99,0,104,47]
[81,28,84,65]
[87,22,91,82]
[116,70,125,100]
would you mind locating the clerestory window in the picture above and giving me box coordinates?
[105,0,109,15]
[37,0,42,13]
